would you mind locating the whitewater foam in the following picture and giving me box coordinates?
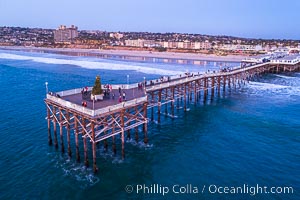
[247,81,300,97]
[248,81,290,90]
[0,53,185,75]
[49,153,100,187]
[274,74,295,79]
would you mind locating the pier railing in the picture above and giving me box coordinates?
[270,59,300,65]
[47,94,94,115]
[46,93,147,117]
[93,96,147,116]
[56,84,140,97]
[145,62,268,92]
[56,87,91,97]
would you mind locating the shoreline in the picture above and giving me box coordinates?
[0,46,247,62]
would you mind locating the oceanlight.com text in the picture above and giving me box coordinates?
[208,184,294,196]
[125,184,294,196]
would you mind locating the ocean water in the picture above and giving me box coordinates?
[0,50,299,200]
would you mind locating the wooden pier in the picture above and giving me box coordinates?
[45,57,300,173]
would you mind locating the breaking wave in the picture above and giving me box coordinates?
[247,80,300,98]
[248,81,291,90]
[274,74,296,79]
[0,52,185,75]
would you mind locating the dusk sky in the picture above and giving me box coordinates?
[0,0,299,39]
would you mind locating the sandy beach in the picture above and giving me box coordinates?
[0,46,247,62]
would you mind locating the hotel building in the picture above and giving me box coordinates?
[54,25,78,43]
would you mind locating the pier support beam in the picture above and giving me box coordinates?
[121,110,125,160]
[127,120,131,140]
[112,116,116,155]
[193,82,197,104]
[66,112,71,157]
[104,119,108,152]
[184,84,187,111]
[198,80,201,101]
[74,115,80,162]
[176,87,180,109]
[91,121,98,173]
[223,76,226,92]
[234,75,237,90]
[204,78,207,102]
[188,82,192,102]
[158,90,162,123]
[59,110,65,153]
[211,77,215,100]
[151,92,154,121]
[82,117,89,168]
[217,76,221,97]
[47,106,52,146]
[171,87,175,117]
[53,107,58,149]
[164,88,168,115]
[143,103,148,144]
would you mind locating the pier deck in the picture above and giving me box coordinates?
[62,88,145,110]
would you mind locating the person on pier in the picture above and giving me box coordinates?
[122,91,126,101]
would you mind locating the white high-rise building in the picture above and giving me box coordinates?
[54,25,78,43]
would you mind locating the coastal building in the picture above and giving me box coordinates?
[183,41,191,49]
[124,39,144,47]
[54,25,78,43]
[196,41,212,50]
[123,39,217,51]
[220,44,263,52]
[177,41,184,49]
[161,41,169,48]
[143,40,161,48]
[124,39,162,48]
[109,32,124,40]
[167,41,177,49]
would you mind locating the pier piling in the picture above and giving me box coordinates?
[158,90,162,123]
[91,121,98,173]
[47,107,52,146]
[184,84,187,111]
[74,115,80,162]
[66,112,71,157]
[59,110,64,153]
[121,110,125,160]
[143,103,148,144]
[171,87,175,117]
[53,107,58,149]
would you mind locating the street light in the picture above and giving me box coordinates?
[45,82,48,95]
[93,95,95,110]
